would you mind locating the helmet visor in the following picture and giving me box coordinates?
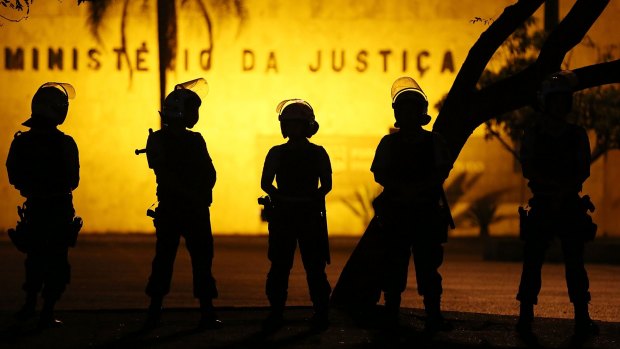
[175,78,209,98]
[391,76,427,103]
[276,99,314,115]
[40,82,76,99]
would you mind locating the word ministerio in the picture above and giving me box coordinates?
[3,44,456,76]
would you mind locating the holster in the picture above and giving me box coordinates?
[258,196,274,222]
[67,216,83,247]
[8,222,29,253]
[518,206,532,241]
[577,195,597,241]
[8,205,30,253]
[520,195,597,242]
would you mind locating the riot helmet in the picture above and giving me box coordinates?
[161,78,208,128]
[23,82,75,128]
[537,70,578,113]
[390,76,431,127]
[276,99,319,138]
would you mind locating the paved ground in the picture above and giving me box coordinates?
[0,234,619,348]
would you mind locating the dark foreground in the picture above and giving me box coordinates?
[0,235,619,348]
[1,306,619,349]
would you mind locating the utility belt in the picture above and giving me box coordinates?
[8,200,83,253]
[258,195,325,222]
[519,194,596,242]
[373,193,449,243]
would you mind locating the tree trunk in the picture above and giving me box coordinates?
[157,0,177,114]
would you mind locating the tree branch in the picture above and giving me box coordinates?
[472,59,620,127]
[536,0,609,73]
[574,59,620,91]
[447,0,544,98]
[437,0,612,162]
[434,0,544,158]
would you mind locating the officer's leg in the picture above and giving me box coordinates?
[561,236,598,336]
[146,230,180,298]
[39,247,70,327]
[412,241,451,331]
[17,251,44,319]
[184,222,217,300]
[184,217,222,328]
[382,228,411,324]
[516,235,549,334]
[298,227,331,328]
[265,223,296,324]
[144,222,180,327]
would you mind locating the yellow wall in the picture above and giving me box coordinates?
[0,1,618,235]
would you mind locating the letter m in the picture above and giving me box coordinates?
[5,48,25,70]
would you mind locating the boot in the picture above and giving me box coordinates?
[423,297,453,332]
[573,302,599,338]
[38,300,63,329]
[262,304,284,331]
[516,302,537,344]
[143,297,163,330]
[383,292,401,329]
[199,298,223,329]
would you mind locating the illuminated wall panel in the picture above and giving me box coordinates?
[1,1,618,235]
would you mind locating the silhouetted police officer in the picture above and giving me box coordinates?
[142,78,221,329]
[516,71,598,339]
[6,82,81,328]
[371,77,453,332]
[261,99,332,330]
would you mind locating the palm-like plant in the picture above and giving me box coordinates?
[80,0,246,109]
[340,184,382,228]
[456,188,510,239]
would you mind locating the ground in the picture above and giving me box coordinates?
[0,235,619,348]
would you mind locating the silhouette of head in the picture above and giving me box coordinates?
[24,82,75,128]
[276,99,319,138]
[537,70,577,119]
[390,77,431,128]
[161,78,208,129]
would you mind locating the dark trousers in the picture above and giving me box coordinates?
[380,205,446,307]
[266,211,331,311]
[23,247,70,302]
[517,235,590,305]
[22,196,74,302]
[146,204,217,300]
[383,233,444,305]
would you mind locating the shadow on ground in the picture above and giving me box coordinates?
[1,307,618,349]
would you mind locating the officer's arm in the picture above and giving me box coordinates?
[146,132,164,170]
[6,137,23,190]
[146,132,179,189]
[317,147,332,197]
[196,134,216,189]
[66,136,80,190]
[371,138,391,187]
[261,147,279,197]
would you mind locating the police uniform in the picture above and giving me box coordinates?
[517,122,592,306]
[145,127,218,301]
[6,127,79,305]
[370,129,452,315]
[263,139,332,313]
